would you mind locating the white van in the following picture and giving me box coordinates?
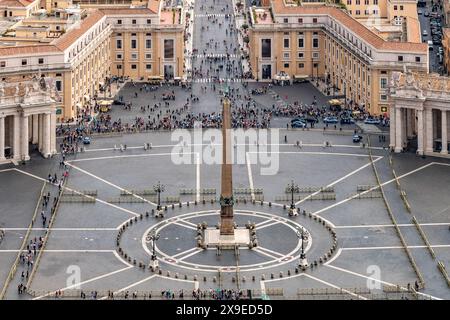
[428,40,433,49]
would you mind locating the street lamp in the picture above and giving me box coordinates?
[153,181,165,212]
[147,230,160,270]
[286,180,299,216]
[297,227,308,268]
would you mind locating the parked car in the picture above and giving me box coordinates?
[291,117,306,124]
[323,116,339,124]
[113,99,125,105]
[340,117,355,125]
[422,30,428,37]
[424,11,430,17]
[291,121,307,128]
[364,118,381,125]
[353,134,363,143]
[83,136,91,145]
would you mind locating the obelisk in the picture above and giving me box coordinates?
[219,97,234,236]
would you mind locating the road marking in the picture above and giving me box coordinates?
[171,247,199,259]
[256,246,285,258]
[246,152,255,201]
[33,266,133,300]
[302,273,368,300]
[325,264,442,300]
[334,222,450,229]
[341,244,450,250]
[65,162,157,207]
[172,221,198,230]
[313,162,435,216]
[252,247,280,260]
[0,228,117,231]
[98,275,157,300]
[177,248,203,261]
[67,152,184,163]
[0,250,116,253]
[295,157,382,205]
[255,221,281,230]
[196,153,200,202]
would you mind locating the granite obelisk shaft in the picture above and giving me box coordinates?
[220,98,234,235]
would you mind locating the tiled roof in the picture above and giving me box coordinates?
[271,1,427,53]
[0,0,35,7]
[52,10,105,50]
[0,44,60,57]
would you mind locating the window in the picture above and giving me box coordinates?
[380,94,387,101]
[146,64,152,70]
[373,0,378,4]
[298,63,304,68]
[394,5,397,10]
[298,38,304,48]
[298,52,304,59]
[21,59,27,66]
[283,63,289,68]
[364,10,369,15]
[261,39,271,58]
[356,10,360,15]
[313,18,317,23]
[283,52,290,59]
[131,53,138,60]
[116,39,122,49]
[347,0,351,4]
[116,54,122,60]
[164,39,174,59]
[132,19,136,24]
[298,18,303,23]
[55,80,62,91]
[146,39,152,49]
[131,39,137,49]
[364,0,369,4]
[397,56,403,62]
[38,58,44,64]
[147,19,151,24]
[117,64,122,70]
[283,18,288,23]
[283,38,290,49]
[117,19,122,25]
[313,52,319,59]
[145,53,152,60]
[380,78,387,89]
[400,5,403,10]
[356,0,360,4]
[131,64,137,70]
[0,61,5,68]
[312,38,319,48]
[415,56,421,62]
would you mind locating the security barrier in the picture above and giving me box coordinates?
[120,189,157,196]
[412,216,436,259]
[284,186,334,194]
[437,261,450,287]
[275,193,336,202]
[356,185,376,192]
[353,191,382,199]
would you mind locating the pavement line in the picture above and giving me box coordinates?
[341,245,450,251]
[302,273,368,300]
[67,152,182,163]
[256,246,285,258]
[0,250,116,253]
[65,162,157,207]
[248,151,375,158]
[1,228,117,231]
[334,222,450,229]
[98,274,157,300]
[325,264,442,300]
[178,218,198,227]
[172,221,198,231]
[32,266,133,300]
[246,152,255,201]
[171,247,199,259]
[13,169,47,182]
[196,153,201,202]
[255,221,281,230]
[255,218,275,227]
[0,168,14,173]
[177,248,203,261]
[295,157,382,205]
[252,248,280,260]
[313,162,435,216]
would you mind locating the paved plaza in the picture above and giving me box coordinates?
[0,0,450,301]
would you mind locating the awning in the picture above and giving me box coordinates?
[294,75,308,79]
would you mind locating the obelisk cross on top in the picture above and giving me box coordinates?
[219,97,234,236]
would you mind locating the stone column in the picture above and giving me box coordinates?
[21,115,30,161]
[389,106,396,150]
[13,115,21,160]
[32,114,39,144]
[441,110,448,155]
[425,108,433,153]
[43,113,51,158]
[0,117,5,161]
[417,110,424,155]
[38,114,43,152]
[395,107,403,153]
[50,111,57,155]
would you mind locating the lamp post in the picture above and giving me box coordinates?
[297,227,308,267]
[153,181,165,212]
[286,180,299,216]
[147,230,160,270]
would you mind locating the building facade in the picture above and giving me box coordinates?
[389,71,450,157]
[248,1,428,115]
[0,76,57,163]
[0,0,184,122]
